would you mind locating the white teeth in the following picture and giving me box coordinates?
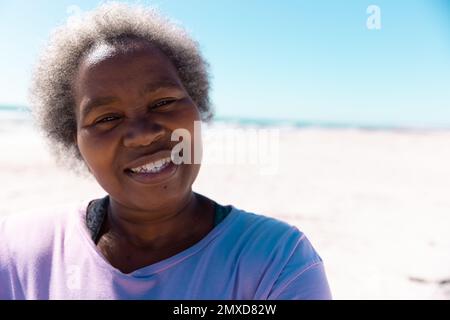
[130,157,171,174]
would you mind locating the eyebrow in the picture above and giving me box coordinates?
[139,80,181,98]
[80,80,182,119]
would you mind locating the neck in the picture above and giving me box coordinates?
[105,191,211,249]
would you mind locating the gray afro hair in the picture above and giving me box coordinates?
[29,2,212,175]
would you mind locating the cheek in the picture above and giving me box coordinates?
[186,119,203,183]
[170,105,203,181]
[174,109,203,164]
[173,102,202,132]
[191,123,202,164]
[77,130,116,172]
[77,131,124,194]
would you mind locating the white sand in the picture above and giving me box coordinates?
[1,122,449,299]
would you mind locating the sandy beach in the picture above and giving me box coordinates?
[1,121,449,299]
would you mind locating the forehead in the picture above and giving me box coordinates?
[74,42,183,96]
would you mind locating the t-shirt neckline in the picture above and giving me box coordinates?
[76,197,239,278]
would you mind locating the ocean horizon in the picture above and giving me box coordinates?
[1,104,449,131]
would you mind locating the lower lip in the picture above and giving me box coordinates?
[124,162,178,185]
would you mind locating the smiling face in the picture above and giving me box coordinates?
[73,41,202,211]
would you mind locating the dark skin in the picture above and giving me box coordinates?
[72,41,215,274]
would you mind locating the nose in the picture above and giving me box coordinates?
[122,116,165,148]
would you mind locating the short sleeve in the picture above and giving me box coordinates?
[267,233,332,300]
[0,216,13,299]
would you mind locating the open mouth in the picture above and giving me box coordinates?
[125,156,172,174]
[124,156,178,184]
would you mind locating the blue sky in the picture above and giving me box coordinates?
[0,0,449,127]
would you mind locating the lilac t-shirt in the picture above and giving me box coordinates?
[0,200,331,300]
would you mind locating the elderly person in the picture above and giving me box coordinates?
[0,3,331,300]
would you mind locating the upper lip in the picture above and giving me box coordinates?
[123,149,173,172]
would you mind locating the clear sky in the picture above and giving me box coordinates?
[0,0,449,127]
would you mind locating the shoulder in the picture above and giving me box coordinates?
[0,201,89,299]
[223,206,330,299]
[0,200,88,264]
[228,206,314,256]
[225,206,323,272]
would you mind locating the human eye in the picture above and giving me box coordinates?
[152,98,176,109]
[94,115,120,125]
